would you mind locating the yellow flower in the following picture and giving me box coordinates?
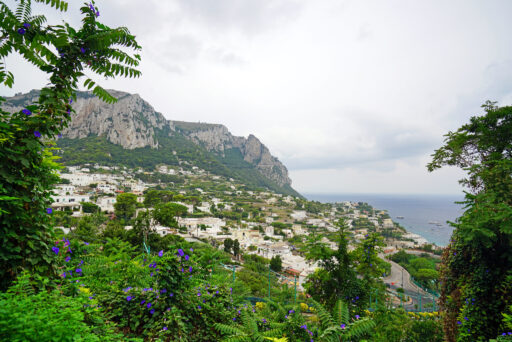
[79,287,91,295]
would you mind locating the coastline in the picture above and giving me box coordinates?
[303,193,463,247]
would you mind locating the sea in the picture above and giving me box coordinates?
[304,193,466,247]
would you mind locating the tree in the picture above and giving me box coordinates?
[415,268,439,284]
[270,255,282,272]
[427,101,512,341]
[224,238,233,254]
[232,239,240,258]
[82,201,99,213]
[114,193,138,222]
[0,0,140,290]
[152,202,188,228]
[126,209,154,247]
[304,219,367,309]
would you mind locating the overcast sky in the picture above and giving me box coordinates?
[2,0,512,195]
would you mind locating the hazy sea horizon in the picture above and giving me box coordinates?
[304,193,466,247]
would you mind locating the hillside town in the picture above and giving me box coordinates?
[52,164,434,288]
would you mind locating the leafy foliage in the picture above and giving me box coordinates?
[428,101,512,341]
[0,0,140,290]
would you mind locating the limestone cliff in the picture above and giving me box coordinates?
[3,89,168,149]
[174,122,291,187]
[2,90,293,188]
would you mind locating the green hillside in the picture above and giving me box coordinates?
[56,128,302,197]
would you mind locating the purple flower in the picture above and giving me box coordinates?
[51,246,59,255]
[46,208,52,214]
[150,272,154,277]
[80,47,86,53]
[34,131,41,138]
[163,326,168,331]
[23,23,31,28]
[150,309,155,314]
[232,317,236,321]
[84,242,89,245]
[341,323,346,329]
[198,305,201,309]
[58,134,63,139]
[181,268,184,272]
[126,296,133,301]
[216,290,219,294]
[76,268,82,273]
[18,28,26,35]
[190,248,194,252]
[140,300,145,305]
[61,273,66,278]
[457,321,462,325]
[65,256,71,262]
[22,109,31,116]
[160,289,167,294]
[189,266,193,273]
[69,98,73,104]
[95,10,99,17]
[355,315,360,319]
[89,3,95,11]
[158,250,163,257]
[177,249,184,257]
[197,292,201,297]
[147,303,152,308]
[262,318,267,323]
[170,293,174,297]
[185,255,189,261]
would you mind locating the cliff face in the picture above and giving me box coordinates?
[2,90,168,149]
[178,123,291,187]
[2,90,293,188]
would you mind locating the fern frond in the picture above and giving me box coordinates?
[309,298,335,329]
[345,318,375,339]
[262,328,284,338]
[214,323,246,337]
[332,299,349,325]
[224,337,251,342]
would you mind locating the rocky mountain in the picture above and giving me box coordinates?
[3,90,297,196]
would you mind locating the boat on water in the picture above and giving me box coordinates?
[396,216,404,219]
[428,221,440,225]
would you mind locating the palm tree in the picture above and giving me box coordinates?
[310,299,375,341]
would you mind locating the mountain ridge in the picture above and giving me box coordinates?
[2,89,299,197]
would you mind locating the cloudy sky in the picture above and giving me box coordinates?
[3,0,512,195]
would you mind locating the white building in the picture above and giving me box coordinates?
[97,197,116,212]
[54,184,76,195]
[383,218,394,229]
[290,210,307,220]
[178,217,226,233]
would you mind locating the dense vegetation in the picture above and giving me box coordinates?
[428,101,512,341]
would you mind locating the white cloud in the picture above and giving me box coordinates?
[2,0,512,194]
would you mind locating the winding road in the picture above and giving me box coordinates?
[379,253,438,310]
